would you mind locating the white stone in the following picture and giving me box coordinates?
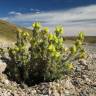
[4,79,9,85]
[0,60,7,74]
[64,90,70,95]
[65,77,74,90]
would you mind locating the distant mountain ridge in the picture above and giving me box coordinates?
[0,20,31,42]
[0,20,18,41]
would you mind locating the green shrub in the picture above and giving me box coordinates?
[0,22,86,85]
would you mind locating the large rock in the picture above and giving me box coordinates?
[0,60,7,74]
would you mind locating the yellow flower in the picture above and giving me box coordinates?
[80,52,87,59]
[59,38,63,44]
[48,44,56,52]
[21,32,29,38]
[70,45,77,54]
[68,63,74,70]
[50,51,60,58]
[32,22,41,29]
[44,27,49,33]
[21,46,25,50]
[48,34,53,40]
[23,32,26,36]
[26,32,29,37]
[53,35,58,43]
[14,47,19,51]
[55,26,64,34]
[75,40,82,47]
[55,51,60,58]
[79,32,84,40]
[65,63,74,70]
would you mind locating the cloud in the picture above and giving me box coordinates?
[1,5,96,36]
[30,8,40,13]
[30,8,34,11]
[8,11,16,15]
[8,11,22,16]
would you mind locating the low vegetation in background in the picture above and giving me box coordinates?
[0,22,87,86]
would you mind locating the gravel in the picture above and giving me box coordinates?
[0,43,96,96]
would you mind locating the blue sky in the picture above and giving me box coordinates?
[0,0,96,36]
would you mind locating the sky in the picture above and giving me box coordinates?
[0,0,96,36]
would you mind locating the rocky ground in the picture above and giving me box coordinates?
[0,43,96,96]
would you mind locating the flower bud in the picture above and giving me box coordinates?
[48,34,53,41]
[48,44,56,52]
[14,47,19,52]
[65,63,74,71]
[79,52,87,59]
[75,40,82,47]
[54,51,60,58]
[53,35,58,43]
[59,38,63,44]
[67,63,74,70]
[32,22,41,29]
[70,45,77,54]
[79,32,84,41]
[55,26,64,34]
[43,27,49,33]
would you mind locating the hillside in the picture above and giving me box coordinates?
[0,20,17,42]
[0,20,31,42]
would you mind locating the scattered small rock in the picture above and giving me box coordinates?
[79,59,88,70]
[0,46,96,96]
